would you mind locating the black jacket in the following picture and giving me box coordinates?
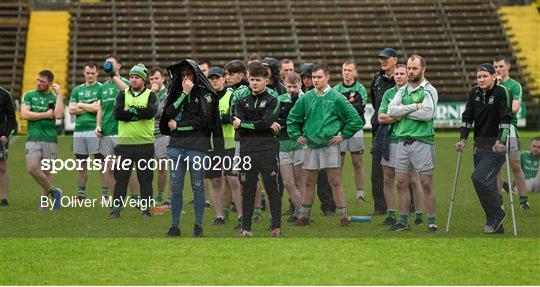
[0,87,16,137]
[370,70,395,132]
[159,59,221,153]
[460,84,512,148]
[276,93,300,140]
[262,57,287,95]
[235,89,280,153]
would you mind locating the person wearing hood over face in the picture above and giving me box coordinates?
[160,59,217,238]
[262,57,287,95]
[110,63,157,220]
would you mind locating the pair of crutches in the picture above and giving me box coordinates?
[446,138,518,236]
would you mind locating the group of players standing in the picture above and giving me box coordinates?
[5,47,537,237]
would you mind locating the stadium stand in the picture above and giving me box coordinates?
[0,1,28,100]
[1,0,535,127]
[66,0,530,104]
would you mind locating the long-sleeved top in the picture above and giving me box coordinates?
[0,87,16,138]
[114,88,157,122]
[460,84,512,148]
[388,79,438,144]
[369,70,395,132]
[235,89,280,153]
[165,88,213,152]
[287,86,364,149]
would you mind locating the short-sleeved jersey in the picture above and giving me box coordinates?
[99,77,129,136]
[520,151,539,180]
[499,78,522,127]
[70,82,101,132]
[23,89,57,142]
[378,86,399,143]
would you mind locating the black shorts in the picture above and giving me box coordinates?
[223,148,238,177]
[204,151,223,179]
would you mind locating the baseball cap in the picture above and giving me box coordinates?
[208,67,224,77]
[476,63,496,74]
[378,48,398,58]
[129,63,148,81]
[299,63,314,76]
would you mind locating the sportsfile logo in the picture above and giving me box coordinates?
[40,155,252,173]
[40,195,155,211]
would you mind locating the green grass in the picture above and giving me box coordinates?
[1,132,539,285]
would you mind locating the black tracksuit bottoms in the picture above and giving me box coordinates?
[471,147,506,221]
[240,149,283,231]
[113,144,154,209]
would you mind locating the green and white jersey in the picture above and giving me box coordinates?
[23,89,57,143]
[378,86,399,143]
[70,82,101,132]
[499,77,522,127]
[388,80,438,145]
[99,77,129,136]
[520,151,539,180]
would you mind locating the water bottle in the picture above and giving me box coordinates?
[103,61,115,76]
[348,216,372,223]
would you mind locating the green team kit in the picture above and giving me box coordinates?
[98,77,129,136]
[70,83,101,132]
[23,89,58,143]
[521,151,539,180]
[378,86,399,143]
[287,88,363,148]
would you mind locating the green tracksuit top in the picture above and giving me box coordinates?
[287,86,364,149]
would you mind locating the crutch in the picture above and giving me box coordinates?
[445,150,463,233]
[505,137,518,237]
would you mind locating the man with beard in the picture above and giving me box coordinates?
[388,55,438,233]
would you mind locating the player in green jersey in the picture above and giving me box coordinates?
[377,64,424,227]
[68,61,107,200]
[388,55,438,233]
[95,55,140,201]
[333,61,368,204]
[494,55,529,210]
[21,70,64,210]
[521,137,540,193]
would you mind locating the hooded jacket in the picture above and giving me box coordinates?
[262,57,287,95]
[159,59,222,153]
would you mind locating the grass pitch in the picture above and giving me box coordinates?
[1,132,539,285]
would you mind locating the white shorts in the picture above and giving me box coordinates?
[380,143,397,167]
[25,141,58,159]
[99,135,118,156]
[73,131,99,155]
[279,149,303,166]
[526,178,539,193]
[302,144,341,170]
[395,140,435,175]
[508,125,520,161]
[339,130,364,154]
[154,136,170,159]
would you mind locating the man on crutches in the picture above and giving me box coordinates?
[454,64,514,235]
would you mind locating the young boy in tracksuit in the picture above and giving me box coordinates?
[454,63,512,234]
[233,62,283,237]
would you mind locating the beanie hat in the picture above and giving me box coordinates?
[130,63,148,81]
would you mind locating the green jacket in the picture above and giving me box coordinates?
[287,86,364,148]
